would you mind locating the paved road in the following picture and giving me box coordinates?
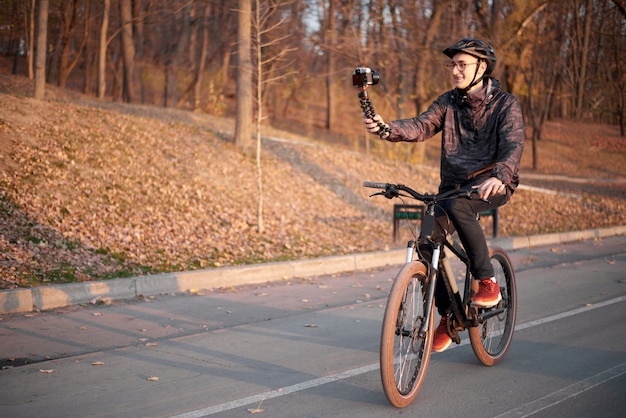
[0,235,625,417]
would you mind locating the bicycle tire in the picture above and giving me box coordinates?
[468,246,517,366]
[380,261,434,407]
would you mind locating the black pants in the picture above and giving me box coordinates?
[420,184,509,315]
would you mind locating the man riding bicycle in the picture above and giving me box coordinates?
[362,38,525,352]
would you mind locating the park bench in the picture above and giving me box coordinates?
[392,204,498,242]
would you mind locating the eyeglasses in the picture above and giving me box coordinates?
[446,61,479,72]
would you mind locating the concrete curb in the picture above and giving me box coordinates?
[489,225,626,251]
[2,226,625,314]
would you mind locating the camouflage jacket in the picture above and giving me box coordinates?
[387,77,525,192]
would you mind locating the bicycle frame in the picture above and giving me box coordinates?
[410,201,504,342]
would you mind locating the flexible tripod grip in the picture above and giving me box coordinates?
[358,90,391,139]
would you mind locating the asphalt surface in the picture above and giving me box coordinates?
[0,232,625,418]
[1,225,626,315]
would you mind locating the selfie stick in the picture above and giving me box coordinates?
[357,85,391,139]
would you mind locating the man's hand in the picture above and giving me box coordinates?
[473,177,506,200]
[362,114,385,135]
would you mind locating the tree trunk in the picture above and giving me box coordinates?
[192,3,211,110]
[166,3,192,108]
[132,0,145,103]
[575,0,593,120]
[234,0,253,152]
[28,0,35,79]
[254,0,264,234]
[325,0,335,131]
[119,0,137,103]
[59,0,88,89]
[57,0,74,88]
[98,0,110,99]
[410,0,446,165]
[33,0,49,100]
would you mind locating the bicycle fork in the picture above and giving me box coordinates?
[413,241,441,340]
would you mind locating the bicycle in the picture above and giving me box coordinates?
[364,181,517,408]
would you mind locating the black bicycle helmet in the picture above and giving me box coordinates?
[443,38,497,75]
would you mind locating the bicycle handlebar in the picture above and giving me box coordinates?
[363,181,484,204]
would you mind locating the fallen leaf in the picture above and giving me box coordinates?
[91,361,105,366]
[1,82,624,299]
[39,369,54,373]
[248,399,265,414]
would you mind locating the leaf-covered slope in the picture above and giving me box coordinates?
[1,74,625,289]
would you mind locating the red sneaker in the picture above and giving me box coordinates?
[432,315,452,353]
[472,277,502,307]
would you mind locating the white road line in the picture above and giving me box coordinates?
[169,364,379,418]
[169,295,626,418]
[492,362,626,418]
[515,295,626,332]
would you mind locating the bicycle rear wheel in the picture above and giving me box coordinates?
[468,246,517,366]
[380,261,433,408]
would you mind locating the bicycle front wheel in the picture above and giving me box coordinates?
[468,246,517,366]
[380,261,434,408]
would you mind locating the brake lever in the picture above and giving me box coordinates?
[466,188,490,204]
[383,186,400,199]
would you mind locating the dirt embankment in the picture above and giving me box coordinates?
[1,73,625,289]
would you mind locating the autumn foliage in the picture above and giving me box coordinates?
[1,72,625,289]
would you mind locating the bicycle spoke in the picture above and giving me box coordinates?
[393,278,426,393]
[380,261,433,407]
[468,248,517,365]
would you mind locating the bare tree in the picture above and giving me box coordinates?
[98,0,110,99]
[119,0,138,103]
[33,0,48,100]
[191,2,211,110]
[574,0,593,120]
[165,2,193,108]
[0,0,621,140]
[251,0,297,233]
[523,5,563,170]
[325,0,336,131]
[28,0,35,79]
[57,0,89,88]
[234,0,254,152]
